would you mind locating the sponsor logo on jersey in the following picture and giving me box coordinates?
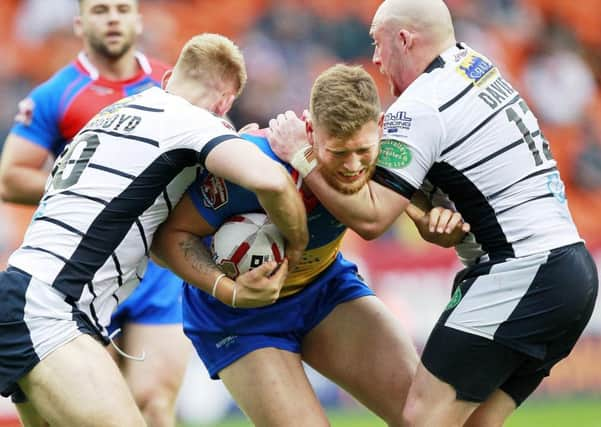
[200,174,228,209]
[384,111,412,134]
[456,54,496,85]
[221,120,235,131]
[446,286,462,310]
[547,172,566,203]
[377,139,412,168]
[90,85,114,96]
[453,49,468,62]
[14,98,34,126]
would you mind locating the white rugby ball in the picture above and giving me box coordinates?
[212,213,285,279]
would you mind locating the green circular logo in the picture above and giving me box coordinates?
[377,140,412,168]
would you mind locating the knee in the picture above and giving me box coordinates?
[464,410,506,427]
[401,397,420,427]
[132,384,178,427]
[141,394,176,427]
[379,405,405,427]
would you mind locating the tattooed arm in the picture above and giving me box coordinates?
[152,194,288,308]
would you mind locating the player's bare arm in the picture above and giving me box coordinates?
[153,194,288,308]
[267,111,404,239]
[268,111,468,242]
[204,137,308,268]
[0,134,52,204]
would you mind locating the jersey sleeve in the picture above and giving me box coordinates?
[10,82,63,153]
[166,111,240,166]
[374,98,445,199]
[187,171,263,229]
[186,133,288,229]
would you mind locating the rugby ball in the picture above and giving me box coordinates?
[211,213,285,278]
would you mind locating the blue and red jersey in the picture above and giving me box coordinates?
[10,51,169,157]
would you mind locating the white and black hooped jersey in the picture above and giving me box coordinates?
[9,87,238,332]
[374,43,581,263]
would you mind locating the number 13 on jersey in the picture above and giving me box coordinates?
[506,99,553,166]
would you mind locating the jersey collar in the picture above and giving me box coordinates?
[424,43,466,73]
[76,51,153,81]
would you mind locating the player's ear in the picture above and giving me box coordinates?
[161,69,172,90]
[305,119,315,147]
[215,94,236,117]
[377,112,384,138]
[73,16,83,38]
[399,29,414,50]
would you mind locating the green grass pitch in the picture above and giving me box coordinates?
[179,397,601,427]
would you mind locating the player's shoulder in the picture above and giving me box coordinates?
[400,44,500,112]
[157,96,239,143]
[240,131,285,165]
[29,61,83,99]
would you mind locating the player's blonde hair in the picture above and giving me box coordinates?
[173,33,247,97]
[310,64,381,139]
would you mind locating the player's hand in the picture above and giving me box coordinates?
[267,110,308,162]
[231,259,288,308]
[416,207,470,248]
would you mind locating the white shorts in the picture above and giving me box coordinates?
[0,267,102,399]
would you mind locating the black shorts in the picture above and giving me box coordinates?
[422,243,598,405]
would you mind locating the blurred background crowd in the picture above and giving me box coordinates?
[0,0,599,425]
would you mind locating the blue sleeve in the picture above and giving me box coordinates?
[10,80,63,154]
[187,134,293,228]
[188,173,263,228]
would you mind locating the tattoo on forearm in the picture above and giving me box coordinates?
[179,235,216,275]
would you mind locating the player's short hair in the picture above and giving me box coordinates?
[173,33,247,97]
[310,64,381,139]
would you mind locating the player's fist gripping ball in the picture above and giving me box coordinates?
[212,213,285,278]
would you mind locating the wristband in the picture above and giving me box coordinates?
[231,283,238,308]
[211,273,226,298]
[290,144,317,178]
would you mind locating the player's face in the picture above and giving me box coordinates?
[77,0,141,60]
[371,23,404,97]
[312,121,381,195]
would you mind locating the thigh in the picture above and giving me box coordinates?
[302,296,418,423]
[219,348,329,427]
[120,323,192,398]
[422,326,526,403]
[0,269,99,400]
[464,389,516,427]
[19,334,145,427]
[404,362,479,427]
[14,401,48,427]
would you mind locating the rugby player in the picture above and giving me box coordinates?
[269,1,599,426]
[0,1,188,425]
[0,32,308,427]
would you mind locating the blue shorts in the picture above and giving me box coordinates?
[108,261,183,334]
[182,253,374,379]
